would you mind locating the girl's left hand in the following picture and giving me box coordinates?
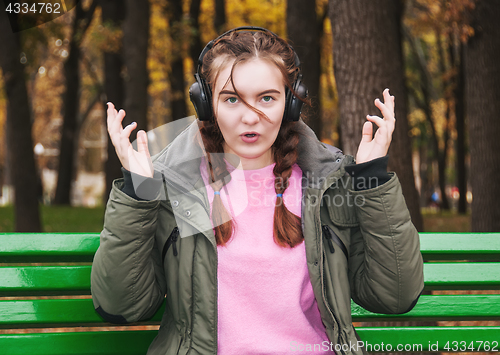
[355,88,396,164]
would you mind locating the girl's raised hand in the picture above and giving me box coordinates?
[107,102,153,178]
[355,88,396,164]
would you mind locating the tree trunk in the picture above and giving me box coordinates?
[123,0,150,142]
[0,10,41,231]
[465,0,500,232]
[166,0,187,121]
[100,0,125,202]
[287,0,323,139]
[189,0,203,68]
[453,42,467,215]
[436,31,451,211]
[214,0,226,34]
[54,1,97,205]
[330,0,423,231]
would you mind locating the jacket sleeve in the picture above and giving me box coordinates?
[347,172,424,314]
[91,178,167,323]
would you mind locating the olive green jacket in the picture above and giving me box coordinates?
[91,120,424,355]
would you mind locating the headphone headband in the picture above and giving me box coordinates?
[189,26,307,122]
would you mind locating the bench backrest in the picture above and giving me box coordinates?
[1,232,499,354]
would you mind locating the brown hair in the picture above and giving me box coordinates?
[199,30,306,248]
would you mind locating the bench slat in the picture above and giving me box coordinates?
[0,299,163,327]
[2,294,499,327]
[2,233,499,263]
[419,233,500,261]
[423,262,500,290]
[0,233,99,263]
[0,331,158,355]
[352,294,500,321]
[1,263,499,296]
[1,327,499,355]
[0,266,91,295]
[357,326,500,352]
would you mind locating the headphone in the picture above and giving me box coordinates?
[189,26,308,122]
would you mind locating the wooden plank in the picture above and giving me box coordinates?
[1,232,499,262]
[0,233,99,263]
[2,294,499,328]
[1,327,499,354]
[0,331,158,355]
[423,262,500,290]
[0,299,164,327]
[1,262,498,296]
[0,266,91,296]
[351,294,500,321]
[419,233,500,261]
[357,327,500,353]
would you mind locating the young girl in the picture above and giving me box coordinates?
[91,27,424,355]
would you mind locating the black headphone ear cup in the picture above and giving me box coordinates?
[189,74,213,121]
[284,76,308,122]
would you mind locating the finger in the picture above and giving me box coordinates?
[111,109,127,137]
[366,114,384,128]
[137,130,150,156]
[374,98,395,121]
[383,88,395,114]
[361,121,373,143]
[106,102,116,130]
[121,121,137,139]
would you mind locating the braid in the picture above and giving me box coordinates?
[200,121,235,245]
[272,121,303,247]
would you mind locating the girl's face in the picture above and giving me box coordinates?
[212,58,286,170]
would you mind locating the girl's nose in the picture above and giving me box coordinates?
[241,106,260,125]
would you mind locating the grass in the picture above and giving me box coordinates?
[422,209,471,232]
[0,205,105,233]
[0,205,470,233]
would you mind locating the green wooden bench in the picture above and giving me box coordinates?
[1,232,499,354]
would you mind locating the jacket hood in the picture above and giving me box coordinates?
[152,119,351,194]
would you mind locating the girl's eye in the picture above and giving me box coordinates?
[226,97,238,104]
[262,96,273,102]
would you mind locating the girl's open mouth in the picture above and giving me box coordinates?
[241,133,259,143]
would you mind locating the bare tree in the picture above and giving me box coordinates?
[214,0,226,34]
[122,0,150,142]
[287,0,326,139]
[54,1,97,205]
[100,0,125,201]
[166,0,188,121]
[0,10,41,231]
[330,0,423,231]
[189,0,203,68]
[466,0,500,232]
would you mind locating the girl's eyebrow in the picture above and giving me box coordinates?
[259,89,281,95]
[219,90,237,95]
[219,89,281,96]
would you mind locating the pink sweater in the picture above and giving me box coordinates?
[201,160,334,354]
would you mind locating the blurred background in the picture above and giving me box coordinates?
[0,0,499,233]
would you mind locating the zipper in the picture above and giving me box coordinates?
[161,170,218,354]
[322,225,348,260]
[176,336,183,354]
[317,219,346,355]
[322,225,336,253]
[162,227,180,261]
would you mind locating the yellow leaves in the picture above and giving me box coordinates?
[405,0,476,43]
[225,0,286,35]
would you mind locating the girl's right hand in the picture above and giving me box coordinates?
[107,102,154,178]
